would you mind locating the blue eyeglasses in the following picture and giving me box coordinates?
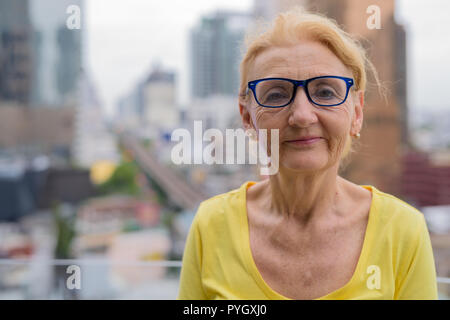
[247,76,354,108]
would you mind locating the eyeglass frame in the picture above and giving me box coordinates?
[246,75,355,108]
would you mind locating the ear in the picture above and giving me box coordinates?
[239,97,254,131]
[351,90,364,135]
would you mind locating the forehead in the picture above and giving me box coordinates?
[249,41,352,80]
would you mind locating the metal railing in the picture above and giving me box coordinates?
[437,277,450,284]
[0,258,182,300]
[0,259,449,300]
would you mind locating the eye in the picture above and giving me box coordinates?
[313,87,337,99]
[260,87,290,104]
[266,91,290,101]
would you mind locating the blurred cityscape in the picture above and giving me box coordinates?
[0,0,449,299]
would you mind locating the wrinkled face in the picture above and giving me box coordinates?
[240,40,364,173]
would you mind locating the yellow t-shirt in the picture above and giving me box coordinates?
[177,181,438,300]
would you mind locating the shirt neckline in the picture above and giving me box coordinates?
[238,180,379,300]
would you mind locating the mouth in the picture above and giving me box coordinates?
[285,137,322,146]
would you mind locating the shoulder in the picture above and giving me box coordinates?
[373,187,424,222]
[370,188,437,294]
[370,186,427,241]
[193,181,250,228]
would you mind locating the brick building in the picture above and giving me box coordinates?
[400,151,450,207]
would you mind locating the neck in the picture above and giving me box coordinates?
[262,165,345,225]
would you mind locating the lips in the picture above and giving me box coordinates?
[284,136,322,146]
[286,136,321,142]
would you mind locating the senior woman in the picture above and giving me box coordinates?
[178,8,438,300]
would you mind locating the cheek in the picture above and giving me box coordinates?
[252,109,286,156]
[325,107,353,155]
[253,108,286,130]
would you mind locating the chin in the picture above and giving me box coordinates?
[280,156,329,172]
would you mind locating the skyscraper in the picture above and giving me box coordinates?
[0,0,33,105]
[56,25,82,105]
[190,10,251,99]
[142,65,178,138]
[29,0,83,107]
[0,0,83,108]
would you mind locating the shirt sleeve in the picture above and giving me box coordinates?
[177,211,208,300]
[395,214,438,300]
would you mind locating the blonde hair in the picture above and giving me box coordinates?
[238,6,380,167]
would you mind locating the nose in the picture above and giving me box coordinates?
[287,86,319,128]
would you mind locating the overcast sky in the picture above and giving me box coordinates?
[85,0,450,116]
[396,0,450,112]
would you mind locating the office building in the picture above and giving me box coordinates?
[190,10,251,98]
